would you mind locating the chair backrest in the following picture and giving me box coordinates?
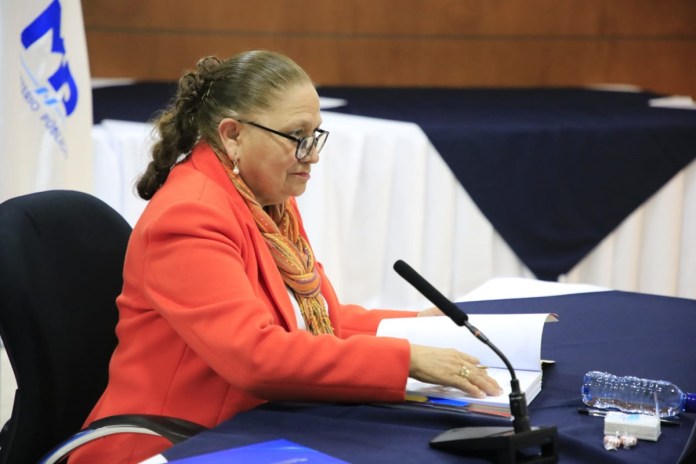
[0,190,132,463]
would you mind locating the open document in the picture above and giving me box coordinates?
[377,313,557,417]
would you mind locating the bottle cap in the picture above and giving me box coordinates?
[684,393,696,413]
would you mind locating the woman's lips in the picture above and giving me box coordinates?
[292,171,311,180]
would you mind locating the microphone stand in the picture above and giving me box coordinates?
[394,260,558,464]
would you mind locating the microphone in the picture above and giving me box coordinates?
[393,260,528,431]
[393,260,469,326]
[393,260,558,463]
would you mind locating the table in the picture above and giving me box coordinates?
[91,85,696,308]
[141,289,696,463]
[317,87,696,282]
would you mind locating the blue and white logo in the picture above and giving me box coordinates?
[19,0,80,155]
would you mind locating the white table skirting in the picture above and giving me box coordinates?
[92,113,696,310]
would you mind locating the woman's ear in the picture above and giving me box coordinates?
[218,118,241,157]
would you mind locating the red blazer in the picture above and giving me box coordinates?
[71,143,413,463]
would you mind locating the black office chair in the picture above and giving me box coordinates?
[0,190,205,464]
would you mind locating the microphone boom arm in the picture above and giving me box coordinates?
[392,260,556,462]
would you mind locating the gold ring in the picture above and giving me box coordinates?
[459,366,471,378]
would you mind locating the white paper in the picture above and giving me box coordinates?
[406,368,542,413]
[377,313,556,371]
[319,97,348,109]
[648,95,696,110]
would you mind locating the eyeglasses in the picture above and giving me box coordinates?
[238,120,329,161]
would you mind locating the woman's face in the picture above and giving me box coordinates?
[232,83,322,207]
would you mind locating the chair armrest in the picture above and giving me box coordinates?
[38,414,207,464]
[88,414,207,444]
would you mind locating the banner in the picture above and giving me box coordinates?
[0,0,93,202]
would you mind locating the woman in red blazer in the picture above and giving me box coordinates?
[71,51,500,463]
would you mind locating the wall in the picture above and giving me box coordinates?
[83,0,696,96]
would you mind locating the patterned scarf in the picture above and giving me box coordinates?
[219,155,334,335]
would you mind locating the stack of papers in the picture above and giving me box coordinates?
[377,313,557,417]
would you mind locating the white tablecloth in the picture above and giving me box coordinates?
[92,113,696,309]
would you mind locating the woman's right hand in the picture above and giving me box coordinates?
[408,344,503,398]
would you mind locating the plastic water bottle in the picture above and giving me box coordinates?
[581,371,696,418]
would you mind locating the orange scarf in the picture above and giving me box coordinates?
[219,155,334,335]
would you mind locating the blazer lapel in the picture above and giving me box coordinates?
[190,143,298,330]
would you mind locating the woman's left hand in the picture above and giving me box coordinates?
[417,306,444,317]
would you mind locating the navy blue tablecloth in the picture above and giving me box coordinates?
[93,85,696,281]
[93,82,177,125]
[161,291,696,463]
[317,87,696,281]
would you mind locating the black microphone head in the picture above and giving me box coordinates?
[393,260,468,326]
[393,259,409,275]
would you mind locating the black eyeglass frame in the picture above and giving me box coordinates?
[238,119,329,160]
